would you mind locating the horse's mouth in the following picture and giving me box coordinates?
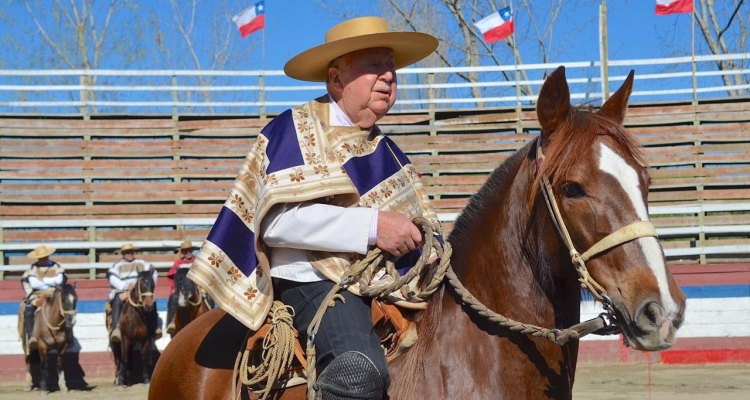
[610,298,679,351]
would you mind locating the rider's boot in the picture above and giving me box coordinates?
[24,304,37,352]
[153,309,163,340]
[166,294,177,336]
[313,351,385,400]
[109,298,123,343]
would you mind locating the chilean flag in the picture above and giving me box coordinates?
[233,1,265,38]
[474,7,514,43]
[655,0,693,15]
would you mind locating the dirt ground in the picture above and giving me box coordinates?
[0,363,747,399]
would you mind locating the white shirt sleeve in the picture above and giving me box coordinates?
[28,275,50,291]
[42,274,63,286]
[150,264,158,286]
[108,265,130,291]
[261,202,376,255]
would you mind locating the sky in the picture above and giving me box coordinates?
[242,1,696,71]
[0,0,710,113]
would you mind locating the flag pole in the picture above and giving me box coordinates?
[599,1,609,102]
[691,0,697,102]
[260,17,267,118]
[510,0,522,133]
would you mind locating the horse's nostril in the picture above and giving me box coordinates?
[638,301,664,329]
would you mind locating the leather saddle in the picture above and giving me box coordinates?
[240,299,417,391]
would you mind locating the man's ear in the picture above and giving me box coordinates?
[327,67,343,93]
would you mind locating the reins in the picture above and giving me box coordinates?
[302,140,661,397]
[254,135,655,399]
[128,276,154,308]
[40,288,76,332]
[535,139,658,318]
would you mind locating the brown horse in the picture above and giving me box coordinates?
[23,283,78,394]
[149,66,687,399]
[172,268,211,336]
[110,270,158,387]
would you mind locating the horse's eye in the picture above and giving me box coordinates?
[563,182,586,198]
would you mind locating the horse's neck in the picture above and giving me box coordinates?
[390,147,582,397]
[446,148,581,326]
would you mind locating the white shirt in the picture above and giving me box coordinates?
[260,97,379,282]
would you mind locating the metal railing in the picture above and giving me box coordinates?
[3,204,750,279]
[1,53,749,117]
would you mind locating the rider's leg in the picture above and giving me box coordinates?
[205,292,215,309]
[153,300,162,340]
[276,279,389,400]
[109,297,124,343]
[166,293,177,336]
[24,303,37,351]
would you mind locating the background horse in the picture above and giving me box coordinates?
[25,283,77,394]
[172,268,211,336]
[149,67,687,399]
[111,270,158,387]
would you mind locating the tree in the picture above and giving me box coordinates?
[695,0,748,96]
[0,0,264,114]
[0,0,149,112]
[147,0,264,113]
[319,0,598,107]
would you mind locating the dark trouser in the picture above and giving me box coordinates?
[167,294,177,325]
[24,303,36,338]
[205,293,215,309]
[275,279,390,390]
[110,297,123,331]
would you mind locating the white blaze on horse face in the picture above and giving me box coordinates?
[598,143,678,314]
[178,292,188,307]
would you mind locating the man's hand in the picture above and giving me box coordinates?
[127,283,135,291]
[376,211,423,257]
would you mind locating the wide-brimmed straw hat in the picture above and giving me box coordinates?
[27,246,55,259]
[284,16,438,82]
[178,240,194,251]
[119,243,137,253]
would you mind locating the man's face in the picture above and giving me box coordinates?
[181,248,194,260]
[122,250,135,262]
[330,48,397,128]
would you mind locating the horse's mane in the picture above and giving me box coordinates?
[392,106,645,398]
[60,282,75,298]
[174,268,192,292]
[46,283,75,308]
[391,145,531,399]
[449,146,530,245]
[532,106,646,199]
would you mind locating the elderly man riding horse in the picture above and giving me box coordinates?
[187,16,439,399]
[108,243,161,342]
[21,245,67,353]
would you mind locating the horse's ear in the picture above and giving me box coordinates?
[536,66,571,144]
[72,281,77,289]
[598,70,635,125]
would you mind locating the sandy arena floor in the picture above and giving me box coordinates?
[0,363,747,399]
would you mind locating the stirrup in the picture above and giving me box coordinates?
[110,328,122,343]
[27,336,38,352]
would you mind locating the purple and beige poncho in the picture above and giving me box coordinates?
[188,96,439,330]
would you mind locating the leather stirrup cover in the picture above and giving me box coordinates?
[313,351,384,400]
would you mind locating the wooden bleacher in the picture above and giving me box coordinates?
[2,98,750,280]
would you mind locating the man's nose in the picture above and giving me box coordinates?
[380,69,395,84]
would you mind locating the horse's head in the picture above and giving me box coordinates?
[135,270,156,312]
[535,66,686,351]
[59,282,78,328]
[174,268,199,307]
